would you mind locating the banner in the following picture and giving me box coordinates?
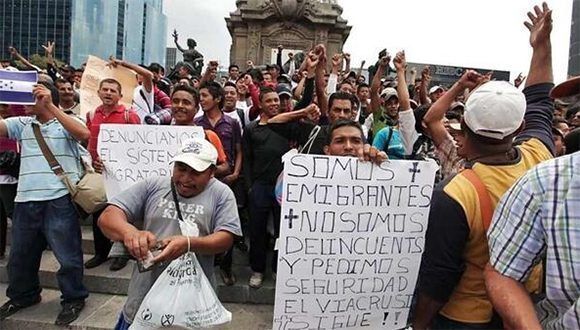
[273,155,437,330]
[79,55,138,117]
[97,124,204,199]
[0,70,37,105]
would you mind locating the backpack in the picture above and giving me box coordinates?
[88,108,130,124]
[236,108,247,130]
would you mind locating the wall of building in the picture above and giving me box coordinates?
[70,0,120,66]
[0,0,72,62]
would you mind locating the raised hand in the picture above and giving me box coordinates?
[378,56,390,68]
[32,84,54,109]
[393,51,407,71]
[8,46,18,56]
[457,70,483,90]
[42,41,55,55]
[524,2,552,48]
[331,54,342,68]
[172,29,179,41]
[246,60,254,69]
[421,66,431,82]
[107,56,123,68]
[304,103,321,122]
[343,53,351,62]
[306,51,320,72]
[514,72,526,88]
[313,44,327,67]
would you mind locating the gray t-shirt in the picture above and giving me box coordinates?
[109,176,242,322]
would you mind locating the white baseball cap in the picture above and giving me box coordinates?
[380,87,398,100]
[171,138,217,172]
[464,81,526,140]
[429,85,444,95]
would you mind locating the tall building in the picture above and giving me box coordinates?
[0,0,167,67]
[0,0,73,62]
[569,0,580,76]
[165,47,183,71]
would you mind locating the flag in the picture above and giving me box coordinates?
[0,70,38,105]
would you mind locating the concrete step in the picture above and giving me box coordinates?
[0,284,274,330]
[7,224,96,255]
[0,249,276,305]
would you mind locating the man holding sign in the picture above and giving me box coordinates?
[274,118,437,329]
[84,78,140,271]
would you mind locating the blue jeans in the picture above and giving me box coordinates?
[114,313,131,330]
[6,194,88,305]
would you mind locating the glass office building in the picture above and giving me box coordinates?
[0,0,73,62]
[1,0,166,67]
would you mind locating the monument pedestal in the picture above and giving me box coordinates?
[226,0,351,67]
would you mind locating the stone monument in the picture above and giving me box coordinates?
[226,0,351,67]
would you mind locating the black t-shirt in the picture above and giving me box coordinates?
[268,121,329,155]
[243,121,290,185]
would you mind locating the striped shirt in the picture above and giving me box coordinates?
[488,152,580,329]
[5,116,84,202]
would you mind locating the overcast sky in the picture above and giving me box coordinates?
[164,0,573,83]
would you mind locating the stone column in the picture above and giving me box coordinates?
[569,0,580,76]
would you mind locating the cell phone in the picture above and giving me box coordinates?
[137,242,164,273]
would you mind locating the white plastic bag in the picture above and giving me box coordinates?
[130,221,232,329]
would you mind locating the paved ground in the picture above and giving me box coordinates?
[0,284,274,329]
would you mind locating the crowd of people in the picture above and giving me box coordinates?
[0,2,578,329]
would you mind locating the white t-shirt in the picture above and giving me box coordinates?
[224,105,252,132]
[132,85,155,123]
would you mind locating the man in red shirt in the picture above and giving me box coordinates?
[84,78,140,271]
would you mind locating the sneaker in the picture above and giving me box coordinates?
[109,257,129,271]
[84,255,107,269]
[249,272,263,288]
[55,300,85,326]
[220,269,236,286]
[0,297,41,321]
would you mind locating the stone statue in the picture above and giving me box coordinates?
[172,29,204,76]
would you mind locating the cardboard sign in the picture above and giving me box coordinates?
[273,155,437,330]
[79,55,138,117]
[97,124,204,199]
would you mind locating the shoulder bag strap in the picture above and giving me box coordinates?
[462,169,493,231]
[299,125,321,154]
[236,108,246,129]
[32,123,65,176]
[170,181,184,222]
[124,108,130,123]
[385,127,394,151]
[139,89,152,114]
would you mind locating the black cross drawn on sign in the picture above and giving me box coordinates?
[285,208,299,229]
[409,161,421,183]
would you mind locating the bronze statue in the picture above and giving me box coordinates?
[172,29,204,77]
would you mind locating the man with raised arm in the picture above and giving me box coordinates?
[413,3,555,328]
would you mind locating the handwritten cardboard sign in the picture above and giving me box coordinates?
[79,55,138,117]
[97,124,204,199]
[273,155,437,330]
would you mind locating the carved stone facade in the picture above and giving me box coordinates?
[226,0,350,67]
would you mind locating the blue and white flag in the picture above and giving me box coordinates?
[0,70,38,105]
